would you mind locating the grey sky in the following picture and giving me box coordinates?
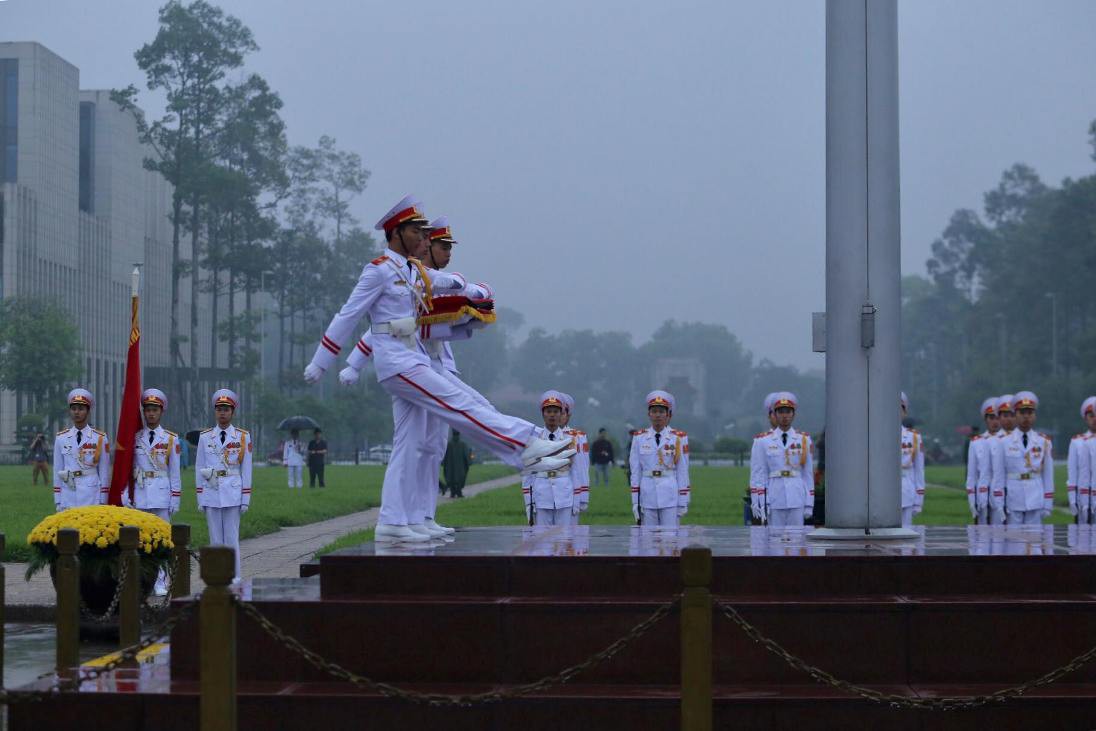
[3,0,1094,370]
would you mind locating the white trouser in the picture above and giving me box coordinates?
[205,506,242,579]
[1011,509,1043,525]
[769,507,804,528]
[142,507,171,521]
[901,507,915,528]
[642,507,678,527]
[287,465,303,488]
[381,364,535,469]
[534,507,572,526]
[989,507,1007,525]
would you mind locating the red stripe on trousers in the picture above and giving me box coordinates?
[397,374,524,450]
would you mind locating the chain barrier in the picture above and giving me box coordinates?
[235,593,680,707]
[716,599,1096,711]
[0,595,199,709]
[78,556,129,624]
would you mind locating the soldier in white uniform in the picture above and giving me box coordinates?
[523,391,582,526]
[306,195,571,543]
[282,429,305,489]
[966,397,999,524]
[991,391,1054,526]
[560,392,590,523]
[53,388,111,511]
[196,389,253,582]
[750,392,814,527]
[899,392,925,527]
[1067,396,1095,524]
[133,388,182,595]
[986,395,1017,525]
[337,214,498,539]
[629,390,691,528]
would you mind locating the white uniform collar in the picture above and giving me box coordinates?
[385,247,410,268]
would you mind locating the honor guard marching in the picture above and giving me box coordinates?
[629,390,691,528]
[986,394,1017,524]
[307,195,571,543]
[196,389,253,582]
[747,394,778,524]
[560,392,591,522]
[1068,396,1096,524]
[749,392,814,527]
[133,388,182,595]
[966,397,999,524]
[53,388,111,511]
[900,392,925,527]
[523,391,582,526]
[991,391,1054,525]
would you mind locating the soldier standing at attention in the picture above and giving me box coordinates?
[560,392,590,523]
[630,390,691,528]
[133,388,182,595]
[986,395,1017,525]
[750,392,814,527]
[196,389,253,583]
[1067,396,1095,523]
[967,397,999,524]
[523,391,581,527]
[992,391,1054,526]
[899,392,925,527]
[53,388,111,511]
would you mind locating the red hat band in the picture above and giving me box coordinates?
[774,399,795,409]
[383,206,426,235]
[541,398,563,409]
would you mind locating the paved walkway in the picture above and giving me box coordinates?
[4,474,520,611]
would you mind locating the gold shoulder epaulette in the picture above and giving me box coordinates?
[1040,432,1051,441]
[370,255,390,265]
[672,429,687,437]
[630,429,644,436]
[754,431,769,439]
[201,427,214,434]
[236,427,249,435]
[57,427,71,436]
[90,428,106,436]
[162,429,177,438]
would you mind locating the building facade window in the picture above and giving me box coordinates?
[0,59,16,183]
[79,101,94,213]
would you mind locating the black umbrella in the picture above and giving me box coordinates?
[277,415,320,431]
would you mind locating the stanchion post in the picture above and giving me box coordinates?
[172,523,192,598]
[200,546,237,731]
[118,525,141,650]
[681,546,712,731]
[56,528,81,679]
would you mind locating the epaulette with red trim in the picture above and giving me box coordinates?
[630,429,644,436]
[970,434,980,441]
[370,255,389,265]
[567,429,586,437]
[57,427,71,436]
[672,429,688,437]
[90,428,106,437]
[201,427,214,434]
[163,429,178,438]
[1040,432,1052,441]
[754,431,770,439]
[1074,433,1088,440]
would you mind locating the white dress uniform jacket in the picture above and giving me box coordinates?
[196,425,254,509]
[567,428,591,512]
[629,427,691,512]
[282,439,306,467]
[966,434,993,515]
[900,426,926,510]
[53,426,111,510]
[308,250,470,382]
[751,427,814,512]
[1067,432,1093,517]
[132,426,182,512]
[992,429,1054,514]
[523,427,582,512]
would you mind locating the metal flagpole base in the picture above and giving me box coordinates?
[807,526,920,540]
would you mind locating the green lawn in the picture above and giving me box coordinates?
[0,462,510,562]
[316,464,1077,556]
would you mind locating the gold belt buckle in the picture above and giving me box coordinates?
[652,470,663,477]
[780,470,793,477]
[547,470,558,478]
[1019,473,1031,481]
[216,470,228,477]
[72,470,84,477]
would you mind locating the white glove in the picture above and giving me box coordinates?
[198,505,206,514]
[1041,508,1051,518]
[338,366,361,386]
[970,505,979,519]
[525,504,533,523]
[750,491,761,521]
[57,469,72,487]
[914,504,923,515]
[805,505,814,520]
[677,506,687,518]
[303,362,325,384]
[1070,504,1078,517]
[572,502,580,516]
[241,504,249,514]
[632,504,641,523]
[199,467,215,481]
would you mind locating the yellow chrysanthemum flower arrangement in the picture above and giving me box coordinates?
[25,506,174,584]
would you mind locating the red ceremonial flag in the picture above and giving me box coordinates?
[108,268,143,506]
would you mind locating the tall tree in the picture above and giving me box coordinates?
[0,297,82,429]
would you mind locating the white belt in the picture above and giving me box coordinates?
[372,322,393,334]
[1007,472,1036,481]
[643,469,675,478]
[372,318,418,349]
[532,468,571,478]
[769,470,798,478]
[901,464,914,470]
[140,471,166,480]
[215,469,241,477]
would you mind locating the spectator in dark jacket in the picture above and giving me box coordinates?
[590,428,615,486]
